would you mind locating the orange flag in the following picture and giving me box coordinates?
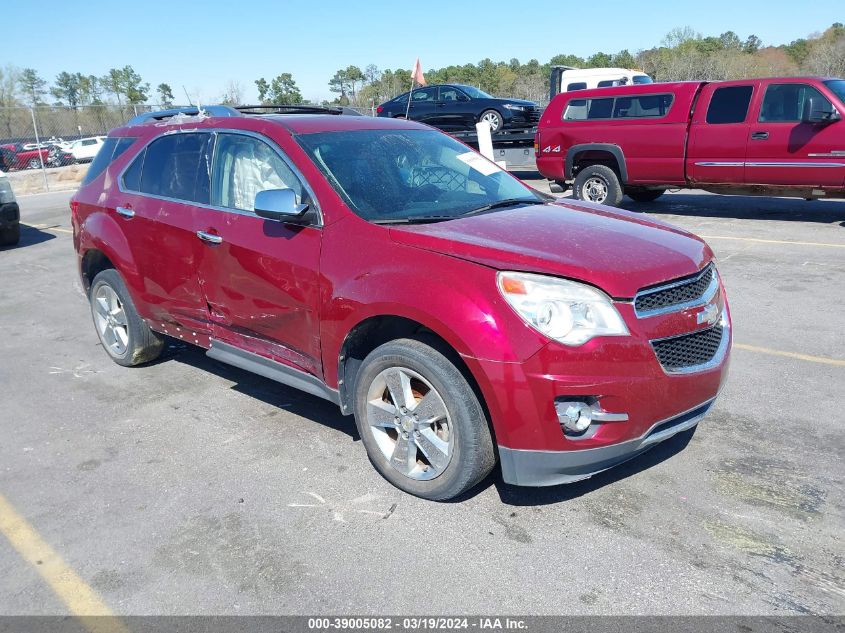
[411,58,427,86]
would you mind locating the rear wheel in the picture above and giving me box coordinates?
[27,158,40,169]
[479,109,504,134]
[353,338,495,501]
[573,164,623,206]
[626,188,665,203]
[90,269,163,367]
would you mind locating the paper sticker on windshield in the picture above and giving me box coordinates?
[456,152,500,176]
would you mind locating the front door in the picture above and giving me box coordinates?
[432,86,475,131]
[746,82,845,187]
[193,131,323,377]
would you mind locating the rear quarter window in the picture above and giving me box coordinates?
[81,137,137,186]
[706,85,754,124]
[563,94,674,121]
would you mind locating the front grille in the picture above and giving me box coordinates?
[651,324,724,372]
[635,265,714,315]
[527,108,541,123]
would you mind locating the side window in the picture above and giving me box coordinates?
[139,133,212,204]
[412,88,436,102]
[759,84,831,122]
[563,98,614,120]
[587,98,614,119]
[613,94,674,119]
[122,148,144,191]
[439,87,462,102]
[82,137,137,186]
[566,82,587,91]
[598,79,624,88]
[212,134,304,212]
[706,86,754,124]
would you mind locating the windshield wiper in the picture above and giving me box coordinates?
[458,198,540,218]
[371,216,458,225]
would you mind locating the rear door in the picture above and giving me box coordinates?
[746,82,845,187]
[109,132,211,332]
[687,83,757,184]
[193,131,323,377]
[406,87,437,125]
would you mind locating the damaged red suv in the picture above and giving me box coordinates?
[71,105,730,500]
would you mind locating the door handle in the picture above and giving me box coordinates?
[751,131,769,140]
[115,206,135,219]
[196,230,223,245]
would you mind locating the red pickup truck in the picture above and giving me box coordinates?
[535,77,845,206]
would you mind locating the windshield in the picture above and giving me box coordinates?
[460,85,493,99]
[632,75,653,84]
[823,79,845,103]
[297,129,541,223]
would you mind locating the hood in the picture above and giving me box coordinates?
[495,98,537,107]
[389,200,712,298]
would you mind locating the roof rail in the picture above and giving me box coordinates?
[126,105,241,126]
[234,104,346,115]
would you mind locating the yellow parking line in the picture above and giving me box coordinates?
[0,493,130,633]
[734,343,845,367]
[700,235,845,249]
[25,223,73,234]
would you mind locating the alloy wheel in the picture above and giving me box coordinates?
[366,367,453,480]
[93,285,129,356]
[481,111,501,131]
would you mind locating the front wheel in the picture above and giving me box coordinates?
[573,164,623,206]
[353,338,495,501]
[90,269,164,367]
[27,158,40,169]
[479,109,504,134]
[0,223,20,246]
[626,188,665,203]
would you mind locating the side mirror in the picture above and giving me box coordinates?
[802,97,840,124]
[254,188,309,223]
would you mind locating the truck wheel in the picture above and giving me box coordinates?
[479,109,504,133]
[0,223,20,246]
[626,188,665,203]
[353,338,495,501]
[573,164,623,206]
[90,269,163,367]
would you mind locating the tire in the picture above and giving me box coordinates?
[479,109,504,134]
[27,158,40,169]
[0,223,20,246]
[89,269,163,367]
[626,188,665,203]
[353,338,495,501]
[573,164,623,207]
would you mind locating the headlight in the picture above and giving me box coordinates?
[497,272,629,346]
[502,103,525,111]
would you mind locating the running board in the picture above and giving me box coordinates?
[206,340,340,405]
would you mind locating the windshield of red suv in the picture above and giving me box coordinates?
[823,79,845,102]
[296,129,541,223]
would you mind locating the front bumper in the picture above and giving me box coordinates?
[499,399,713,486]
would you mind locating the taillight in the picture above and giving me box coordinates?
[376,106,383,114]
[533,139,539,156]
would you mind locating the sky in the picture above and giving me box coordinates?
[4,0,842,104]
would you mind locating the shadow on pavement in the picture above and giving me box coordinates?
[621,193,845,224]
[0,224,56,250]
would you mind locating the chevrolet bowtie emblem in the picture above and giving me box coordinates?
[697,303,720,326]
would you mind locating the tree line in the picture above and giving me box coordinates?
[1,22,842,118]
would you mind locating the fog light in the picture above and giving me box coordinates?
[556,401,593,433]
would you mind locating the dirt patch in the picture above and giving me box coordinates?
[6,164,88,195]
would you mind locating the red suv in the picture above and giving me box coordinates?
[71,105,731,500]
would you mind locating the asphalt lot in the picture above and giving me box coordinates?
[1,184,843,616]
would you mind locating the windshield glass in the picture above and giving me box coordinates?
[297,129,541,223]
[460,85,493,99]
[823,79,845,102]
[632,75,653,84]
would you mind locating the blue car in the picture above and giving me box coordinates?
[377,84,540,134]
